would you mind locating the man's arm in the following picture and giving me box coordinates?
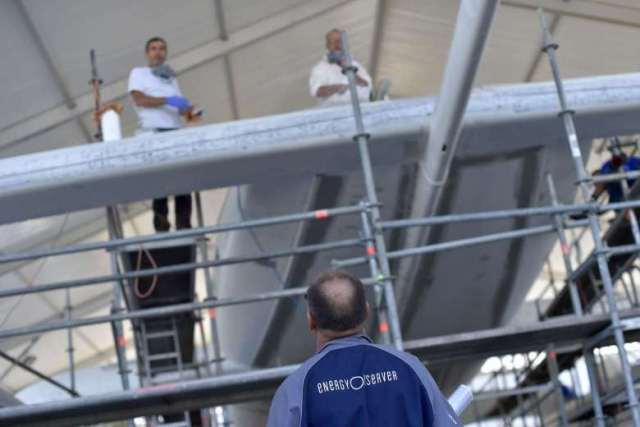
[315,84,348,98]
[130,90,166,108]
[266,383,301,427]
[128,69,166,108]
[130,90,192,114]
[355,75,369,87]
[310,63,348,100]
[353,61,372,88]
[406,355,461,426]
[128,69,191,112]
[593,176,606,200]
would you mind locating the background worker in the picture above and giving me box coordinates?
[128,36,200,232]
[592,149,640,203]
[309,29,372,107]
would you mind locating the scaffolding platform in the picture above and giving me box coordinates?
[5,310,640,427]
[405,308,640,364]
[482,185,640,418]
[569,372,640,423]
[413,309,640,419]
[544,183,640,318]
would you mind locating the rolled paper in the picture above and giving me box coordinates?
[448,384,473,415]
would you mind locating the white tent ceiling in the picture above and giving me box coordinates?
[0,0,639,398]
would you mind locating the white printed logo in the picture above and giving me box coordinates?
[316,370,399,394]
[349,376,364,391]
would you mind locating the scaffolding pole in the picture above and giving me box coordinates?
[63,287,75,393]
[335,224,556,268]
[0,280,383,340]
[0,364,299,427]
[0,350,79,398]
[0,237,364,300]
[538,8,640,425]
[546,347,569,427]
[381,198,640,230]
[105,206,131,393]
[195,192,224,369]
[590,169,640,184]
[546,174,583,316]
[359,203,391,345]
[583,346,606,427]
[341,30,403,350]
[0,204,366,265]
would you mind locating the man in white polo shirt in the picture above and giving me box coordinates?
[309,29,372,107]
[128,36,194,232]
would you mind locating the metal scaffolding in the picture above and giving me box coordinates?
[3,10,640,427]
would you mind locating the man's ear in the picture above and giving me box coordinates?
[307,309,317,331]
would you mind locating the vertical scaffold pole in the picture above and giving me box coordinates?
[195,192,230,427]
[91,50,131,396]
[546,174,583,316]
[547,346,569,427]
[340,31,403,350]
[583,346,606,427]
[195,192,223,368]
[106,207,131,392]
[538,9,640,426]
[63,287,75,393]
[359,203,391,345]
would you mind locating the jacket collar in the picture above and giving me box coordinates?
[318,333,372,354]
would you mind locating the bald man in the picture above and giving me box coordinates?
[266,271,460,427]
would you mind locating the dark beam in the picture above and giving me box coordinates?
[0,350,78,398]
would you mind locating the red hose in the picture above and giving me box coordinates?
[133,248,159,299]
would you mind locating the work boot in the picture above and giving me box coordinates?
[153,214,171,232]
[176,218,192,230]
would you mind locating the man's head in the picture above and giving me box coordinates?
[306,270,369,337]
[612,154,625,168]
[145,36,168,66]
[610,145,628,168]
[325,29,343,53]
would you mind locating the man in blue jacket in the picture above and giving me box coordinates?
[594,151,640,203]
[266,270,460,427]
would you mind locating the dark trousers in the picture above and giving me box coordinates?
[151,128,192,231]
[152,195,192,231]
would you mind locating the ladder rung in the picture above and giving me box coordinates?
[147,352,180,361]
[145,330,177,340]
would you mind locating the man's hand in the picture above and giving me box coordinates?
[355,75,369,87]
[184,107,204,124]
[165,96,192,113]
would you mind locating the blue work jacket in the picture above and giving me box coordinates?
[266,334,461,427]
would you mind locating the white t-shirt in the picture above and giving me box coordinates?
[309,56,372,107]
[128,66,183,130]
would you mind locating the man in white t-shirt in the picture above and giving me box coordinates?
[309,29,372,107]
[128,36,194,232]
